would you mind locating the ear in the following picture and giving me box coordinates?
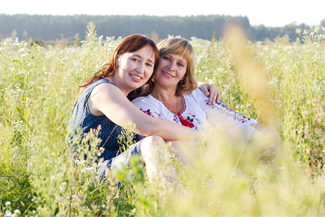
[115,55,121,67]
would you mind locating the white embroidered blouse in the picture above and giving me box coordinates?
[132,88,258,134]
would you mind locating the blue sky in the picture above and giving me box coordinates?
[1,0,324,27]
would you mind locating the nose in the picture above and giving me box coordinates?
[167,61,176,71]
[136,62,145,74]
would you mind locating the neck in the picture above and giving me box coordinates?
[107,75,130,96]
[151,82,182,114]
[151,82,177,101]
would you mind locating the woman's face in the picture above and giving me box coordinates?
[115,45,155,93]
[154,53,187,89]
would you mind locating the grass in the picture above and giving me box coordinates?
[0,23,325,216]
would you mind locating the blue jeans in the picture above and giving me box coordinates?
[97,140,142,179]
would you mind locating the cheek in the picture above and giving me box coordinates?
[146,70,153,78]
[180,70,187,79]
[119,62,130,74]
[120,58,130,68]
[153,69,159,77]
[157,59,167,69]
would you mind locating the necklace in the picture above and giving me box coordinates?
[176,95,178,114]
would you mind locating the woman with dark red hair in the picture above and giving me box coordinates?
[69,34,217,186]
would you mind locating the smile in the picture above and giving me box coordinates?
[162,70,174,78]
[130,74,142,82]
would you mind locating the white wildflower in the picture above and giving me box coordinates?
[4,210,12,217]
[5,201,11,206]
[14,210,21,215]
[84,167,95,172]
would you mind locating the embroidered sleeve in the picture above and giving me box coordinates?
[204,100,258,126]
[190,88,258,126]
[132,97,163,120]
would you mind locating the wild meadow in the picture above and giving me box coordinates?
[0,23,325,216]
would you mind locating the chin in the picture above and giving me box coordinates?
[130,82,144,90]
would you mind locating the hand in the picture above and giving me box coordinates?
[197,82,221,103]
[248,125,281,162]
[254,142,278,162]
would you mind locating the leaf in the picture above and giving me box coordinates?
[16,107,24,116]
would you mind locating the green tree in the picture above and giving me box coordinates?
[11,29,17,38]
[22,30,28,40]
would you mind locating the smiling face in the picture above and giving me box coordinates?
[154,53,187,90]
[114,44,155,94]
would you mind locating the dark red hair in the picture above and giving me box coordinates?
[76,34,159,101]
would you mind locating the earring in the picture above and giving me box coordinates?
[180,80,184,84]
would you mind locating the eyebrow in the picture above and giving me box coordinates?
[166,54,186,65]
[178,59,186,65]
[133,54,154,63]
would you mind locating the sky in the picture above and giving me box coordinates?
[1,0,325,27]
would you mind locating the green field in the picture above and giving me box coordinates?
[1,24,325,216]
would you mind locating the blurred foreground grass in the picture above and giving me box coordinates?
[0,24,325,216]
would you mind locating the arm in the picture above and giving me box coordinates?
[205,100,280,161]
[88,83,201,141]
[132,97,164,120]
[191,88,257,129]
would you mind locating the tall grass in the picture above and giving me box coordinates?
[0,23,324,216]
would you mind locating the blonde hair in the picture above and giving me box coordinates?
[157,37,197,96]
[133,37,198,99]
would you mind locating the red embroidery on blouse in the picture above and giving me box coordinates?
[177,112,195,128]
[140,109,162,119]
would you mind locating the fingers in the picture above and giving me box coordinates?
[254,143,276,153]
[201,86,210,97]
[208,84,220,103]
[209,92,216,102]
[216,92,221,103]
[209,84,216,102]
[197,82,222,103]
[197,82,210,96]
[257,149,276,161]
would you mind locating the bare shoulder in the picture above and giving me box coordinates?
[88,82,123,116]
[90,82,119,98]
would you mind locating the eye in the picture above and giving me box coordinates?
[177,62,185,67]
[132,58,140,62]
[146,62,153,67]
[162,56,170,61]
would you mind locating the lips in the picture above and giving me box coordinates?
[130,74,142,82]
[162,70,175,78]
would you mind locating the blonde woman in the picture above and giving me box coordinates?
[132,37,280,165]
[69,34,219,185]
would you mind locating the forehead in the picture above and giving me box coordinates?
[127,45,155,61]
[164,53,187,63]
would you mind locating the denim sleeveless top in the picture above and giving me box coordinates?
[69,78,133,161]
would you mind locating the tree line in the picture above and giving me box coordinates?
[1,14,324,42]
